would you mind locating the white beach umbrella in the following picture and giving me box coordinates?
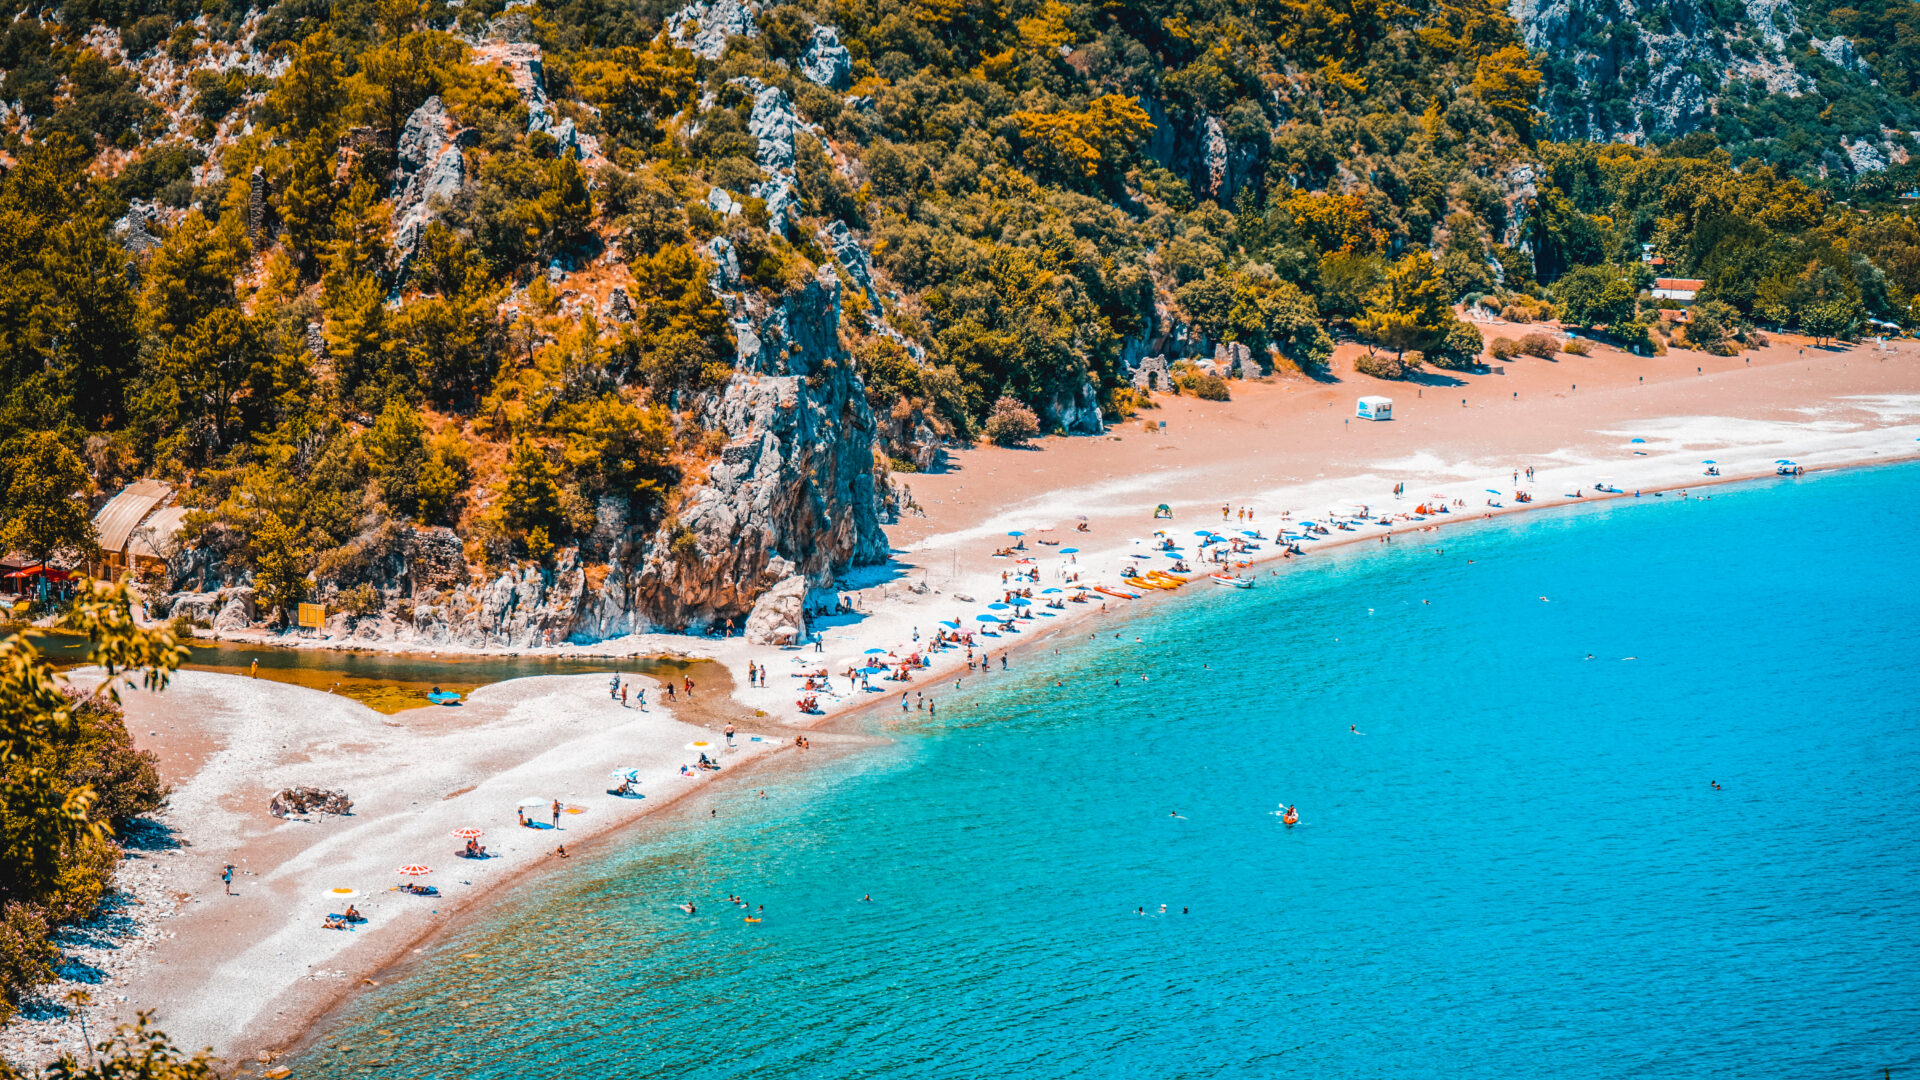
[517,797,549,809]
[321,887,359,900]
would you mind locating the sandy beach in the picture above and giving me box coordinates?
[5,330,1917,1074]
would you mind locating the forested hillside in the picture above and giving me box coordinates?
[2,0,1920,642]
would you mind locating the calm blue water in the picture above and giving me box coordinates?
[297,464,1920,1078]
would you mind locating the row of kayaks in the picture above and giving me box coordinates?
[1099,571,1255,600]
[1123,570,1188,590]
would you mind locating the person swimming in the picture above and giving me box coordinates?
[679,901,696,914]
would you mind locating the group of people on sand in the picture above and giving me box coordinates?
[608,674,645,709]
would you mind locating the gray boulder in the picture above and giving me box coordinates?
[744,574,808,645]
[800,26,852,89]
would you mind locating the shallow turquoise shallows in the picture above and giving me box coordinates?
[298,464,1920,1079]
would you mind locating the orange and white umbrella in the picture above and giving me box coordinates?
[450,828,484,840]
[396,865,432,877]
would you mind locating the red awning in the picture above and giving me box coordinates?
[3,566,70,581]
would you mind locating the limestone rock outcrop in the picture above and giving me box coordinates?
[745,81,802,236]
[392,96,471,254]
[668,0,759,60]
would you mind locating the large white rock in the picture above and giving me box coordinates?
[744,574,808,645]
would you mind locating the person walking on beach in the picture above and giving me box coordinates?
[249,660,258,679]
[222,864,235,895]
[621,685,629,708]
[901,692,909,712]
[551,799,562,829]
[724,723,736,747]
[610,674,620,700]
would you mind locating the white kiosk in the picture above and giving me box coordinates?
[1356,396,1394,421]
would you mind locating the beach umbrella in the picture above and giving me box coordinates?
[1775,459,1791,464]
[450,827,484,839]
[976,614,1001,623]
[1008,530,1025,537]
[1041,588,1062,594]
[1702,459,1717,464]
[1240,530,1259,537]
[1008,597,1031,606]
[607,768,639,780]
[685,740,717,751]
[1192,530,1213,537]
[864,648,886,655]
[516,797,549,809]
[1630,437,1646,444]
[987,602,1011,610]
[939,619,960,628]
[1485,489,1501,495]
[396,865,431,882]
[1060,547,1078,554]
[321,887,359,900]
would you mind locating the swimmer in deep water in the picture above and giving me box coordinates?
[679,902,696,914]
[1350,725,1365,734]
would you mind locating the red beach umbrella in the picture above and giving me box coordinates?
[450,828,484,839]
[396,865,432,877]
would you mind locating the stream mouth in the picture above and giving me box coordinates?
[33,632,702,714]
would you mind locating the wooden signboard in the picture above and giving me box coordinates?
[297,603,327,629]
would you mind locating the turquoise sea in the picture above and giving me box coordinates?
[297,463,1920,1078]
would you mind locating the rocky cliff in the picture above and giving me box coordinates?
[1511,0,1914,173]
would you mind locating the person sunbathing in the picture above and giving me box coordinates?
[344,905,363,922]
[614,778,633,795]
[323,916,348,930]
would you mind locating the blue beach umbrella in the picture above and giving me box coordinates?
[987,602,1011,610]
[1040,588,1062,594]
[1008,597,1031,607]
[1241,530,1259,537]
[1775,459,1791,464]
[939,619,960,628]
[1630,437,1646,444]
[864,648,886,655]
[1060,547,1079,554]
[1008,530,1025,537]
[1486,489,1501,494]
[976,614,1001,623]
[1192,530,1213,537]
[1702,459,1717,464]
